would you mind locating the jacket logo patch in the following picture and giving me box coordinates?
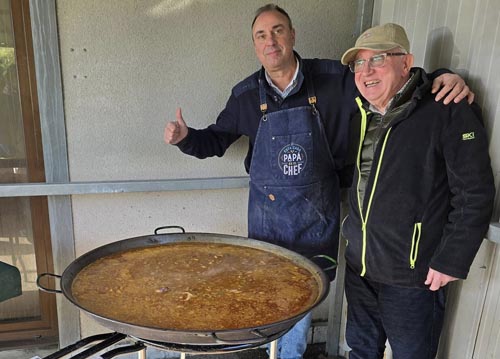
[462,132,475,141]
[279,144,307,176]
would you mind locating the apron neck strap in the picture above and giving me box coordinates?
[305,72,317,114]
[258,70,268,115]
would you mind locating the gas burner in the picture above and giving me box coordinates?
[37,331,281,359]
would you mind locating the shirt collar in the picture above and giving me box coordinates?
[265,56,299,99]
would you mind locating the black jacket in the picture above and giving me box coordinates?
[342,69,495,288]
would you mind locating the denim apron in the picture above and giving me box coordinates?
[248,71,340,265]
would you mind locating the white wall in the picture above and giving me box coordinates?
[55,0,359,344]
[57,0,357,181]
[373,1,500,358]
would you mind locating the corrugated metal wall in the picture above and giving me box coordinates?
[374,0,500,178]
[373,1,500,358]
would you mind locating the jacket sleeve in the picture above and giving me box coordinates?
[429,102,495,279]
[176,92,241,159]
[427,67,453,79]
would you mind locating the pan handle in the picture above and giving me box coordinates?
[154,226,186,235]
[37,273,62,294]
[310,254,337,272]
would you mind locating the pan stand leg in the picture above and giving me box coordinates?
[137,347,147,359]
[269,339,278,359]
[180,353,186,359]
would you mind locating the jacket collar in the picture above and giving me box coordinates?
[358,68,430,126]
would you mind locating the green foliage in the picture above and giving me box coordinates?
[0,47,15,77]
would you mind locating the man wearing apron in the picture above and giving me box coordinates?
[164,4,472,358]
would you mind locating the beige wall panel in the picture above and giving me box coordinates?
[56,0,357,181]
[473,244,500,358]
[71,190,249,256]
[437,240,495,358]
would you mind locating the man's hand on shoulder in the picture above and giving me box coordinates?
[432,73,475,105]
[425,267,458,291]
[164,108,189,145]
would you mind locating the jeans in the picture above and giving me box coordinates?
[344,264,446,359]
[268,312,311,359]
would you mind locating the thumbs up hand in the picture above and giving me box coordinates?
[164,108,189,144]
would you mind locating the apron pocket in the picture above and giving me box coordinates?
[271,132,313,181]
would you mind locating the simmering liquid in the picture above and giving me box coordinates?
[71,242,319,330]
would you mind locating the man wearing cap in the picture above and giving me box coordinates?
[340,23,495,358]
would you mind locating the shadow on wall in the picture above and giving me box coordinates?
[424,27,494,127]
[424,27,464,76]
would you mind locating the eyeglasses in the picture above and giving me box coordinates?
[348,52,407,73]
